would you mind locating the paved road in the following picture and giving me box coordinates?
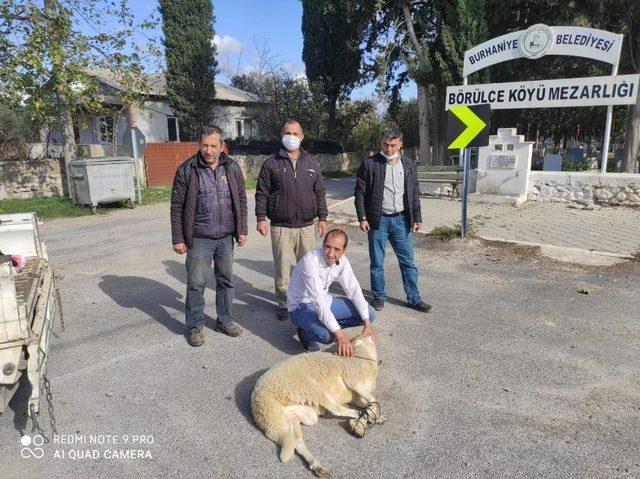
[0,197,638,479]
[328,178,640,259]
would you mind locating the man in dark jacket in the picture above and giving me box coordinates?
[255,120,328,320]
[354,128,431,313]
[171,126,248,346]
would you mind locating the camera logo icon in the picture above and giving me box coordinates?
[20,434,45,459]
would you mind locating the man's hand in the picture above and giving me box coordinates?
[359,220,370,232]
[317,220,328,238]
[334,330,353,357]
[361,320,376,343]
[237,234,247,246]
[257,220,269,236]
[173,243,187,254]
[413,222,422,232]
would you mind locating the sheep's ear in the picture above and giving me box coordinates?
[378,360,383,367]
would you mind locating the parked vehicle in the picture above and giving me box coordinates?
[0,213,61,424]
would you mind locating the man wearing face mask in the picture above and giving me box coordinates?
[255,119,328,321]
[354,128,431,314]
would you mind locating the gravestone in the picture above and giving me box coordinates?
[543,154,562,171]
[473,128,533,205]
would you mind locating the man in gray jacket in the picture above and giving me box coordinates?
[255,120,328,320]
[171,126,248,346]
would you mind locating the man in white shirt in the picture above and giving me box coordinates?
[288,229,376,355]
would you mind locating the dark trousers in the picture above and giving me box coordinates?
[185,235,234,330]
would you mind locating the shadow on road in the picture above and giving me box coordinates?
[163,259,301,355]
[98,274,185,336]
[234,368,267,431]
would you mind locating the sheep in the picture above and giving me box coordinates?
[251,335,386,478]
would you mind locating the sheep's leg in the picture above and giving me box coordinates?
[291,418,332,478]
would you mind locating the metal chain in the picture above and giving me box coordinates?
[55,288,65,332]
[29,403,49,443]
[43,376,58,437]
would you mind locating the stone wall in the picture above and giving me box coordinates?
[528,171,640,206]
[234,151,372,180]
[0,158,64,200]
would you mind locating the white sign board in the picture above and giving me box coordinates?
[464,25,623,76]
[446,74,639,110]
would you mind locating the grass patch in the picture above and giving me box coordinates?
[245,177,257,190]
[0,196,97,219]
[140,186,172,205]
[429,224,477,241]
[633,251,640,263]
[324,170,354,179]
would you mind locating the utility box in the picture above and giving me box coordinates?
[69,157,135,212]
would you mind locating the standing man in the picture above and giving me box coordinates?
[288,229,376,354]
[255,120,328,320]
[171,126,248,346]
[354,128,431,313]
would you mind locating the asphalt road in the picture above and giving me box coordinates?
[0,198,638,479]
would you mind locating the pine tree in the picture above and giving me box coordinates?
[301,1,374,139]
[159,0,217,140]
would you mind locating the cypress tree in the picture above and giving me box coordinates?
[159,0,217,140]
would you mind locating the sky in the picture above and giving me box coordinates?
[128,0,416,101]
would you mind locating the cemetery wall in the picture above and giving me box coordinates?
[527,171,640,206]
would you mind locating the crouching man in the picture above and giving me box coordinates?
[287,228,376,355]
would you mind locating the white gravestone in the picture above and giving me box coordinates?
[473,128,533,205]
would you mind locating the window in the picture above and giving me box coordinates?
[167,117,178,142]
[99,116,114,143]
[235,119,244,139]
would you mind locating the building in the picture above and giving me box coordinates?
[72,69,263,154]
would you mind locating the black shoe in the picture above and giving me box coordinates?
[372,299,385,311]
[276,307,289,321]
[297,327,319,352]
[410,301,432,313]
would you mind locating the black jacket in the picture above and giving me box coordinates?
[354,153,422,230]
[170,152,248,248]
[255,148,328,227]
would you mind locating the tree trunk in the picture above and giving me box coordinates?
[621,94,640,173]
[326,91,338,140]
[417,82,431,164]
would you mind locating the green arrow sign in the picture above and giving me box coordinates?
[447,104,490,149]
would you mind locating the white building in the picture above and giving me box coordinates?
[69,69,263,153]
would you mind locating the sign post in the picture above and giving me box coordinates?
[447,104,491,237]
[455,24,633,173]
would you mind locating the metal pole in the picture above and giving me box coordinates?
[460,76,468,167]
[461,147,471,237]
[600,64,619,173]
[131,128,143,205]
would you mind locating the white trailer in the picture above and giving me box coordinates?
[0,213,60,421]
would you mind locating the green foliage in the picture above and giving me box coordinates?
[231,69,325,139]
[0,1,155,139]
[0,196,100,219]
[159,0,218,140]
[244,177,257,190]
[561,160,591,172]
[429,224,476,241]
[141,186,172,205]
[323,170,354,179]
[301,1,375,138]
[335,99,377,150]
[386,99,419,148]
[0,102,38,158]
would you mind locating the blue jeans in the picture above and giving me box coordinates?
[185,235,234,330]
[289,297,376,344]
[368,214,421,304]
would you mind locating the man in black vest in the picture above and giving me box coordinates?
[171,126,248,346]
